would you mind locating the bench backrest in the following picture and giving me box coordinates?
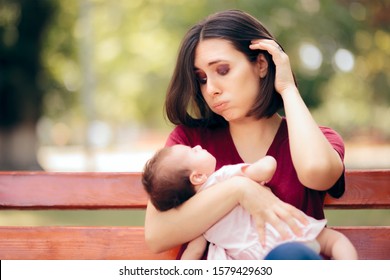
[0,170,389,259]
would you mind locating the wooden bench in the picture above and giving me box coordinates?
[0,169,389,260]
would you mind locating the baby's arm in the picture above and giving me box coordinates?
[180,235,208,260]
[241,156,277,184]
[317,228,358,260]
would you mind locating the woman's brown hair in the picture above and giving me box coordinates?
[165,9,291,128]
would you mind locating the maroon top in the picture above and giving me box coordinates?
[165,117,345,258]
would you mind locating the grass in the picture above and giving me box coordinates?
[0,209,389,227]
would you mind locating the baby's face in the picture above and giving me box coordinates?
[168,145,216,176]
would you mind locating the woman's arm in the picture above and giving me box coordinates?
[251,40,344,190]
[145,176,308,253]
[145,176,242,253]
[280,88,344,190]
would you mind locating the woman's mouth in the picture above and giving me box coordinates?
[213,101,228,112]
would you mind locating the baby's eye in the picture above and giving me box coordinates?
[195,72,207,85]
[217,64,229,75]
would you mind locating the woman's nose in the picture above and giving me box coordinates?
[206,79,221,96]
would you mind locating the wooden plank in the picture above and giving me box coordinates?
[325,170,390,209]
[0,172,146,209]
[331,226,390,260]
[1,170,390,209]
[0,226,388,260]
[0,170,389,260]
[0,226,179,260]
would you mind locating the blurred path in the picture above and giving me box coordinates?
[38,134,390,171]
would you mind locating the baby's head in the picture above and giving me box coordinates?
[142,145,216,211]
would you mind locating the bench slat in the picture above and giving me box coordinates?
[0,172,145,209]
[1,170,390,209]
[0,170,389,260]
[0,226,388,260]
[0,226,179,260]
[324,170,390,209]
[331,226,390,260]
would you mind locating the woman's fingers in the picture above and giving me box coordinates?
[250,39,289,67]
[275,203,308,238]
[254,206,299,244]
[252,215,266,246]
[238,179,311,245]
[264,208,293,240]
[254,198,309,242]
[249,39,285,57]
[252,200,302,243]
[285,203,309,225]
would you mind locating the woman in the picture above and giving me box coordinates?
[144,9,345,259]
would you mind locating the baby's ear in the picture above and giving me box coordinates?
[189,171,207,186]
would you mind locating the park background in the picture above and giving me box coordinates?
[1,0,389,227]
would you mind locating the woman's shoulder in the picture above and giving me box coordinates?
[319,125,344,142]
[318,124,345,158]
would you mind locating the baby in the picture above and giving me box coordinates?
[142,144,358,260]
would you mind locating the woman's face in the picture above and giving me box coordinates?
[194,38,262,123]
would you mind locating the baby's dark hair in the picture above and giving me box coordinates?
[142,147,197,211]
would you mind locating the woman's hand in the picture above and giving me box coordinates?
[145,175,309,253]
[145,176,255,253]
[236,176,309,245]
[249,39,296,96]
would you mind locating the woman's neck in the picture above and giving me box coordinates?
[229,114,282,163]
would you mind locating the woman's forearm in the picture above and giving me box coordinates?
[144,176,246,253]
[145,175,309,253]
[281,88,344,189]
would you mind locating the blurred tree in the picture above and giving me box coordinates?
[1,0,389,170]
[311,0,390,139]
[75,0,389,138]
[0,0,58,169]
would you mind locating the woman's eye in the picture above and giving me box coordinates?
[196,72,207,84]
[217,65,229,75]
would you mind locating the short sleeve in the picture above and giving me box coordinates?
[320,126,345,198]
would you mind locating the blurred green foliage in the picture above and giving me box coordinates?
[2,0,390,145]
[0,0,55,127]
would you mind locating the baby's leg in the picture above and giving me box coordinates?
[180,235,207,260]
[242,156,277,184]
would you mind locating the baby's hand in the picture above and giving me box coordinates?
[242,156,276,184]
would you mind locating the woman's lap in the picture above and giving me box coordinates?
[264,242,322,260]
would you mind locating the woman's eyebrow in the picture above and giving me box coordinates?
[194,59,227,70]
[207,59,224,66]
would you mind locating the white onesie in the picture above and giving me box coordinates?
[200,164,326,260]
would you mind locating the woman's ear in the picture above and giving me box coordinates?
[257,53,269,78]
[189,171,208,186]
